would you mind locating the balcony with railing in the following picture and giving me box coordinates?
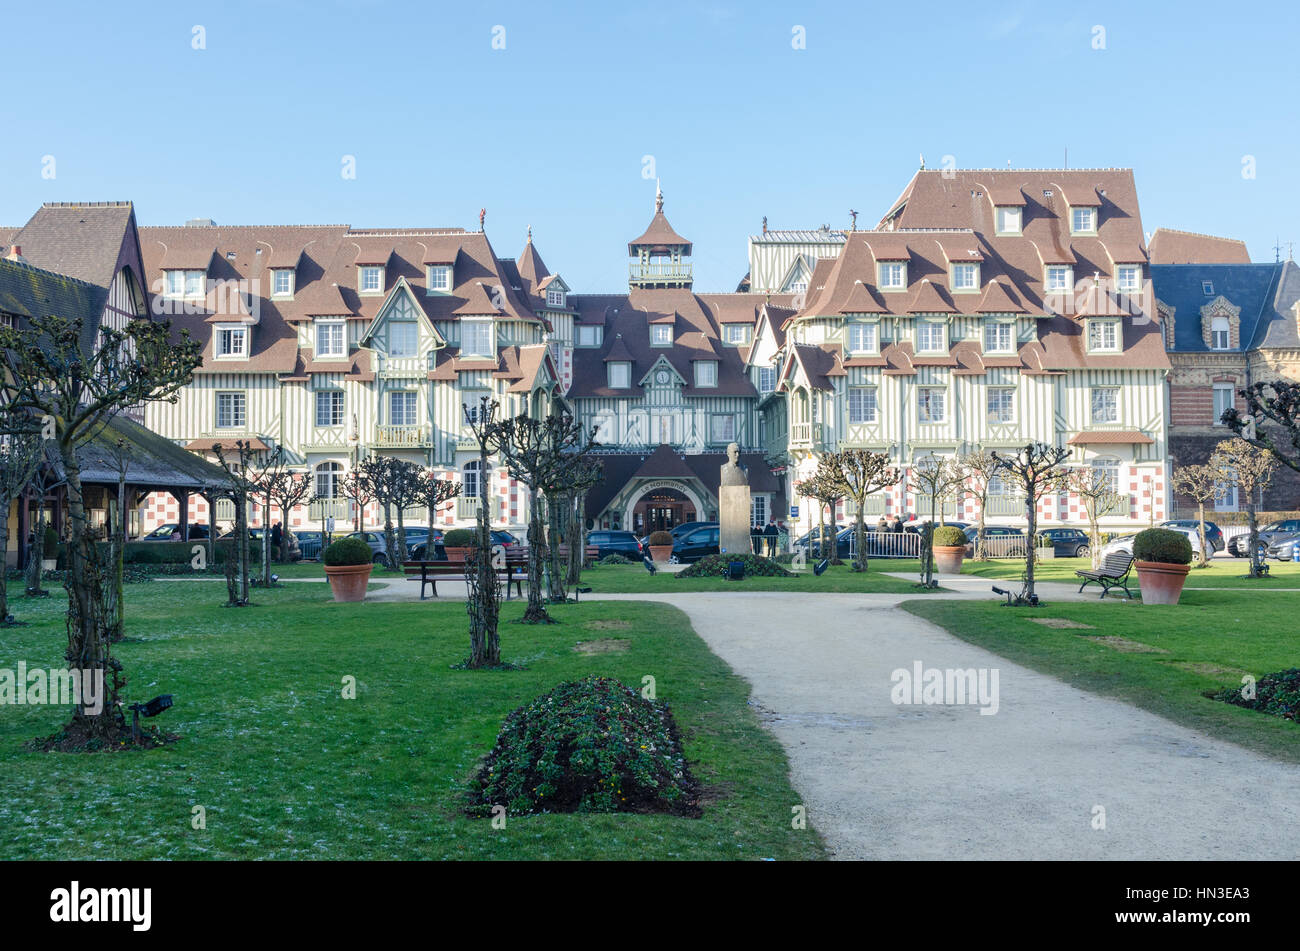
[629,260,692,286]
[790,422,826,449]
[457,496,482,520]
[985,494,1027,517]
[375,355,428,379]
[373,424,431,448]
[309,499,351,522]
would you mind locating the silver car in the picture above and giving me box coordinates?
[1099,526,1203,561]
[1265,531,1300,562]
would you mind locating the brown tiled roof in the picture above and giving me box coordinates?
[628,212,692,254]
[1147,228,1251,265]
[6,202,137,289]
[1067,430,1155,445]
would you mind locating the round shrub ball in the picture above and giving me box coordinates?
[932,525,967,547]
[468,676,700,817]
[322,537,373,567]
[648,530,673,546]
[1133,527,1193,565]
[442,528,477,548]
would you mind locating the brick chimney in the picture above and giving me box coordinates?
[5,245,26,264]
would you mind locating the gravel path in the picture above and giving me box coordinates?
[587,589,1300,860]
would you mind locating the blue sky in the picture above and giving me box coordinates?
[2,0,1297,291]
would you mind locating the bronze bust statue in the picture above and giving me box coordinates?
[720,442,747,487]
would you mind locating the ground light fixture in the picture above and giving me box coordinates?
[813,558,830,576]
[642,555,657,574]
[728,559,744,580]
[129,694,173,743]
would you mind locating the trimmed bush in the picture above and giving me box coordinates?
[443,528,477,548]
[677,553,793,578]
[1214,668,1300,722]
[1133,528,1193,565]
[42,524,58,558]
[933,525,966,547]
[648,530,673,546]
[322,537,373,567]
[468,676,700,817]
[598,553,632,565]
[124,541,195,565]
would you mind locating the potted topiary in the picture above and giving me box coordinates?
[648,530,674,562]
[1133,527,1193,605]
[322,536,374,602]
[42,524,59,571]
[932,525,967,574]
[443,528,477,563]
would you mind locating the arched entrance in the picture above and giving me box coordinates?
[621,480,708,534]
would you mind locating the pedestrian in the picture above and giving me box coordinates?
[764,517,778,557]
[270,521,283,558]
[777,520,789,555]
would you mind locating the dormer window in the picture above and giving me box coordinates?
[315,319,345,358]
[724,324,751,345]
[426,265,451,293]
[165,269,206,298]
[576,325,603,348]
[1070,206,1097,234]
[695,361,718,387]
[878,261,907,290]
[546,288,565,308]
[608,362,631,389]
[215,324,248,359]
[984,321,1014,353]
[1202,281,1215,296]
[1210,316,1230,350]
[995,206,1021,235]
[916,320,947,353]
[360,266,384,295]
[1116,265,1141,293]
[271,269,294,298]
[1045,265,1073,292]
[847,322,878,353]
[461,319,494,358]
[951,262,979,292]
[1087,318,1120,353]
[388,320,418,357]
[651,325,672,347]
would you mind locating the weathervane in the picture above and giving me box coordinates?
[849,209,858,231]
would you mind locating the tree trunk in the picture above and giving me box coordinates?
[382,502,398,570]
[566,493,585,586]
[546,492,567,603]
[976,497,988,561]
[1247,503,1262,577]
[466,456,500,667]
[852,500,868,572]
[1087,507,1101,570]
[261,490,272,586]
[1024,494,1038,600]
[395,504,409,567]
[26,496,46,597]
[521,486,551,623]
[1196,503,1209,568]
[0,507,10,621]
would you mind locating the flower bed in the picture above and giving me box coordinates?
[676,553,794,578]
[1214,667,1300,722]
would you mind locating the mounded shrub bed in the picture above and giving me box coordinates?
[676,553,793,578]
[1214,667,1300,722]
[467,676,700,817]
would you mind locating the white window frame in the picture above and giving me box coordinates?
[164,270,185,298]
[359,266,384,295]
[1212,383,1234,424]
[916,320,947,354]
[995,206,1022,235]
[576,325,603,348]
[388,320,418,358]
[847,322,878,353]
[1045,265,1073,293]
[1202,281,1215,296]
[848,386,878,424]
[215,391,246,429]
[183,270,205,298]
[710,413,736,444]
[426,265,451,293]
[651,324,672,347]
[1210,316,1230,350]
[315,319,345,358]
[984,320,1014,353]
[215,324,248,360]
[315,390,345,428]
[388,390,418,427]
[724,324,751,345]
[546,288,565,307]
[1070,206,1097,234]
[986,387,1015,424]
[271,269,294,298]
[878,261,907,291]
[758,365,777,393]
[695,361,718,388]
[950,262,979,292]
[1090,386,1120,424]
[918,386,946,424]
[1087,319,1120,353]
[608,362,631,389]
[460,319,494,358]
[314,462,343,500]
[1116,265,1141,293]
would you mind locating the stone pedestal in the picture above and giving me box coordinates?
[718,484,752,556]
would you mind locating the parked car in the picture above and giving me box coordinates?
[1037,527,1092,558]
[1228,519,1300,558]
[409,529,445,561]
[962,525,1027,556]
[587,530,643,560]
[1265,531,1300,561]
[295,530,324,561]
[345,531,396,566]
[1161,519,1224,553]
[792,524,845,559]
[671,524,720,563]
[1100,526,1203,562]
[216,527,302,561]
[143,523,210,541]
[639,521,717,550]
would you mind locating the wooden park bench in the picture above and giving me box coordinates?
[515,544,600,567]
[1075,552,1135,599]
[402,560,525,601]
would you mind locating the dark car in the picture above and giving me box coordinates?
[1228,518,1300,558]
[295,530,324,560]
[793,524,844,559]
[588,530,643,560]
[217,527,301,560]
[671,524,720,563]
[639,521,717,550]
[1161,519,1224,553]
[143,522,210,541]
[1037,527,1092,558]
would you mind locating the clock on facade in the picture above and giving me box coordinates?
[655,369,669,384]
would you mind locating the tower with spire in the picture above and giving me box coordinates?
[628,181,693,290]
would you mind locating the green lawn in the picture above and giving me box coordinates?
[581,561,941,594]
[957,555,1300,589]
[903,588,1300,762]
[0,580,824,860]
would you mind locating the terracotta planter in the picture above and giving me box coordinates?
[933,545,965,574]
[1135,560,1190,605]
[444,547,473,563]
[323,562,373,602]
[649,545,673,562]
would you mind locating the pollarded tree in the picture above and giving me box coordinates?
[1223,379,1300,471]
[1209,436,1276,578]
[1170,463,1221,569]
[355,455,420,569]
[565,457,605,587]
[387,457,430,568]
[0,313,200,743]
[254,447,315,567]
[542,455,603,602]
[798,455,847,563]
[334,466,376,539]
[213,440,259,606]
[991,442,1071,604]
[1065,466,1125,570]
[0,428,44,622]
[908,456,965,587]
[463,396,502,667]
[826,449,899,572]
[416,468,462,555]
[956,449,1000,561]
